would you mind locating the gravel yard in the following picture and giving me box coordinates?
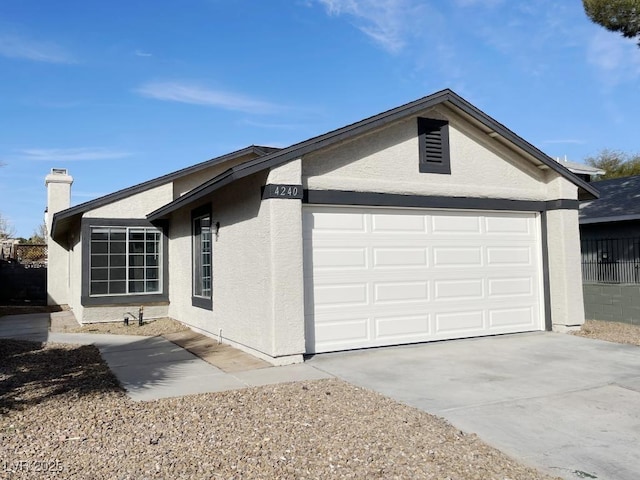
[61,317,189,337]
[571,319,640,346]
[0,338,558,480]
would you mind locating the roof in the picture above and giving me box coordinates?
[579,175,640,224]
[555,159,605,176]
[148,89,599,222]
[51,145,279,241]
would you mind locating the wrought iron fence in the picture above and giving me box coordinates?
[581,237,640,284]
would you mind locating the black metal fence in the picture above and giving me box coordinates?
[581,237,640,284]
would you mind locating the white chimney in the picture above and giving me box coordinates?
[45,168,73,235]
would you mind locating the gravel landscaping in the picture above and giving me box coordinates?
[63,317,189,337]
[0,338,559,480]
[571,319,640,346]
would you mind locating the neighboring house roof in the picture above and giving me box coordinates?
[51,145,279,240]
[579,175,640,225]
[148,89,599,222]
[555,159,605,177]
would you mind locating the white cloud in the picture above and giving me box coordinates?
[134,49,152,57]
[0,34,75,64]
[587,30,640,86]
[316,0,427,53]
[136,81,282,114]
[15,148,132,162]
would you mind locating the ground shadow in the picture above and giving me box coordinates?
[0,338,123,413]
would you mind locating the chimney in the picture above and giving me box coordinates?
[45,168,73,235]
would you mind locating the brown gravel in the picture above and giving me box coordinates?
[0,339,559,480]
[65,317,189,337]
[571,319,640,346]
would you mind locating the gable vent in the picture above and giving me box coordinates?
[418,118,451,175]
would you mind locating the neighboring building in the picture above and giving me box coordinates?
[47,89,597,364]
[580,175,640,239]
[554,157,605,183]
[579,176,640,322]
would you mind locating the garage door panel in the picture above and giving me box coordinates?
[434,279,484,300]
[371,213,427,233]
[374,281,429,304]
[375,314,431,339]
[433,247,483,267]
[313,315,370,348]
[431,214,482,234]
[313,283,368,307]
[486,247,532,266]
[373,247,428,268]
[485,215,531,234]
[312,247,367,270]
[304,206,543,354]
[307,211,366,233]
[435,310,485,334]
[489,307,535,328]
[488,277,533,297]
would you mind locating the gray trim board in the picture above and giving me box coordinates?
[302,190,579,212]
[580,214,640,225]
[81,218,169,307]
[540,211,552,331]
[52,145,278,242]
[191,204,213,311]
[147,89,597,222]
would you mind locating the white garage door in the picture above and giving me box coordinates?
[303,206,544,354]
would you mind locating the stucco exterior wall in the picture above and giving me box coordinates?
[546,208,586,330]
[172,153,258,199]
[167,164,305,364]
[303,107,554,201]
[85,183,173,218]
[75,183,173,323]
[45,172,73,306]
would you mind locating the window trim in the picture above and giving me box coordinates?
[191,204,213,310]
[81,218,169,306]
[418,117,451,175]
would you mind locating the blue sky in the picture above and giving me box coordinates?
[1,0,639,238]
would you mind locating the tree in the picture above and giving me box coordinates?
[583,0,640,46]
[585,149,640,179]
[0,212,16,240]
[29,222,48,243]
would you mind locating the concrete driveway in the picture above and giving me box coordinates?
[309,332,640,480]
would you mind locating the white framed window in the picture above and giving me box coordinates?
[89,226,162,296]
[193,214,212,301]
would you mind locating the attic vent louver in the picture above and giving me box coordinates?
[418,118,451,174]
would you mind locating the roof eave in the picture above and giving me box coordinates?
[50,145,276,240]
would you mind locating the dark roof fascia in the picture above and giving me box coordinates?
[441,95,599,200]
[51,145,276,240]
[580,214,640,225]
[147,89,598,221]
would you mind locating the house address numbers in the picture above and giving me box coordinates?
[262,184,304,200]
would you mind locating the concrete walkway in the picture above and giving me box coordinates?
[0,313,330,401]
[309,332,640,480]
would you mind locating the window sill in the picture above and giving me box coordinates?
[81,293,169,307]
[192,296,213,310]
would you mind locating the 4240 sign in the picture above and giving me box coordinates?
[262,184,304,200]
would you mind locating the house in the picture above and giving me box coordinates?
[580,175,640,240]
[46,89,598,364]
[579,176,640,322]
[553,157,604,183]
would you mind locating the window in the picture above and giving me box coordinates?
[418,117,451,174]
[192,206,213,310]
[89,226,162,296]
